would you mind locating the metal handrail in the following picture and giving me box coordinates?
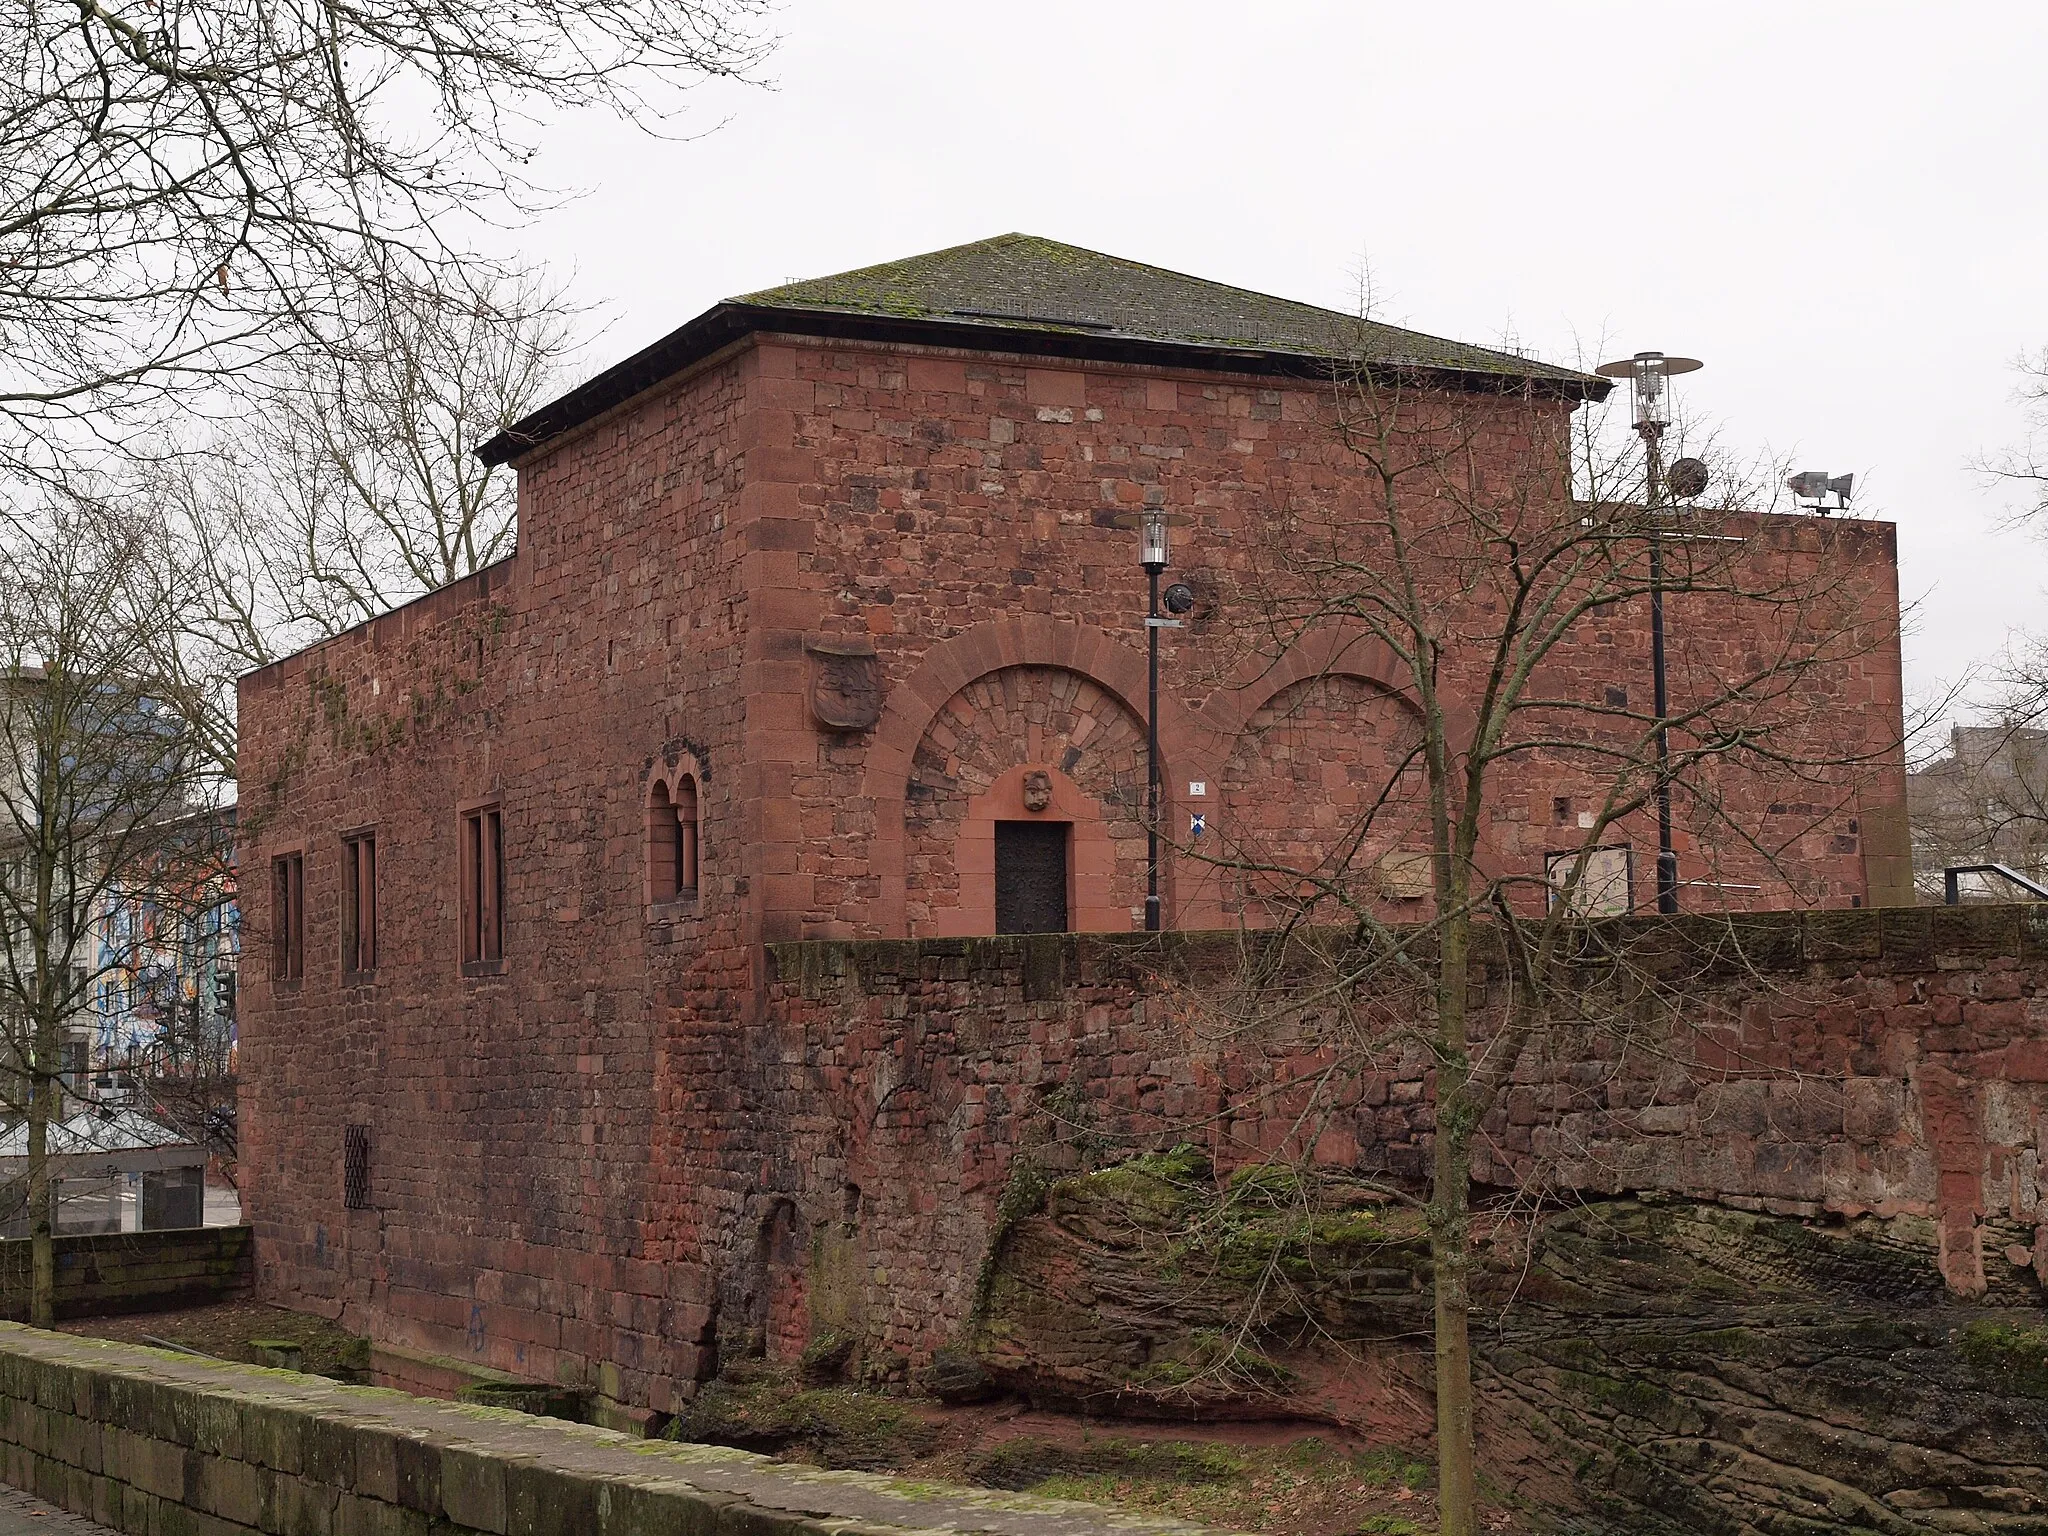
[1943,863,2048,904]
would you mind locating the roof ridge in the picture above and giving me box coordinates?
[730,232,1042,305]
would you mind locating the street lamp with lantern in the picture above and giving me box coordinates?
[1594,350,1703,917]
[1112,505,1192,932]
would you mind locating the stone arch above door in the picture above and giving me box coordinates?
[861,619,1207,936]
[905,669,1149,936]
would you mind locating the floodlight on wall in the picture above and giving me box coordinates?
[1787,471,1854,511]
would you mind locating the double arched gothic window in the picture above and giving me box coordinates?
[647,769,701,905]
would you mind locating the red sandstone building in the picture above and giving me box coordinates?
[237,236,1910,1420]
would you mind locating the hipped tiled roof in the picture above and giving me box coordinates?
[480,234,1602,464]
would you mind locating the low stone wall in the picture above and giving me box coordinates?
[0,1226,251,1321]
[0,1321,1205,1536]
[754,904,2048,1364]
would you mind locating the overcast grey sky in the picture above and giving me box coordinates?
[507,0,2046,721]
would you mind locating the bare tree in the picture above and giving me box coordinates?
[1174,364,1901,1535]
[1979,347,2048,528]
[132,266,574,775]
[1907,717,2048,898]
[0,0,766,469]
[0,488,214,1324]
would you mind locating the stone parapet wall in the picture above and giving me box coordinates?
[754,903,2048,1363]
[0,1227,250,1321]
[0,1322,1203,1536]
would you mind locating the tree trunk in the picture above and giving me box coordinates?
[1430,908,1479,1536]
[27,1030,54,1327]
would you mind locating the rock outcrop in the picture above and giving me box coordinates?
[971,1148,2048,1533]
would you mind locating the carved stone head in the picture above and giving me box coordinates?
[1021,769,1053,813]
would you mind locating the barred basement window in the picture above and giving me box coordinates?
[343,1125,371,1210]
[341,831,378,977]
[460,804,505,974]
[271,852,304,983]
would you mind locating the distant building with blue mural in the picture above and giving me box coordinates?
[66,809,237,1122]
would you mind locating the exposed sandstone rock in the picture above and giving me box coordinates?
[971,1148,2048,1533]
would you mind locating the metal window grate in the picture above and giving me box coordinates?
[343,1124,371,1210]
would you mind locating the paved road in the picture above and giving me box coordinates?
[0,1486,116,1533]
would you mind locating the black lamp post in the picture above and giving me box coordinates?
[1594,350,1703,917]
[1142,510,1166,932]
[1116,506,1191,933]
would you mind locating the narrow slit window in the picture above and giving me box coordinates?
[271,852,304,982]
[342,832,378,976]
[460,805,505,972]
[343,1124,371,1210]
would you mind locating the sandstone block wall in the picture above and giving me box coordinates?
[748,905,2048,1364]
[0,1227,250,1321]
[0,1322,1202,1536]
[234,328,1911,1413]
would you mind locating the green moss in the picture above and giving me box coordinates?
[667,1371,936,1471]
[1556,1369,1681,1423]
[1192,1194,1418,1290]
[1961,1320,2048,1398]
[1226,1162,1305,1206]
[969,1433,1433,1533]
[971,1157,1052,1320]
[1125,1328,1294,1392]
[969,1436,1246,1491]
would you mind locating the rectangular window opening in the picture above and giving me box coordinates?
[343,1124,371,1210]
[342,832,378,976]
[460,805,505,973]
[271,852,304,983]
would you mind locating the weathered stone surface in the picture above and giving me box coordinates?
[972,1153,2048,1534]
[0,1322,1228,1536]
[235,319,1906,1415]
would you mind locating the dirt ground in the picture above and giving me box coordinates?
[54,1303,1467,1534]
[55,1298,368,1379]
[895,1405,1446,1536]
[672,1363,1466,1535]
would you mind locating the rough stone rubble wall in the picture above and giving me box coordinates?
[756,905,2048,1363]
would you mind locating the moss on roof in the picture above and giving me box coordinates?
[736,233,1589,383]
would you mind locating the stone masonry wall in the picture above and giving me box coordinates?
[0,1227,250,1321]
[748,904,2048,1369]
[237,348,761,1421]
[235,328,1912,1418]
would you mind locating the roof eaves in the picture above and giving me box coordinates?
[479,302,1608,466]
